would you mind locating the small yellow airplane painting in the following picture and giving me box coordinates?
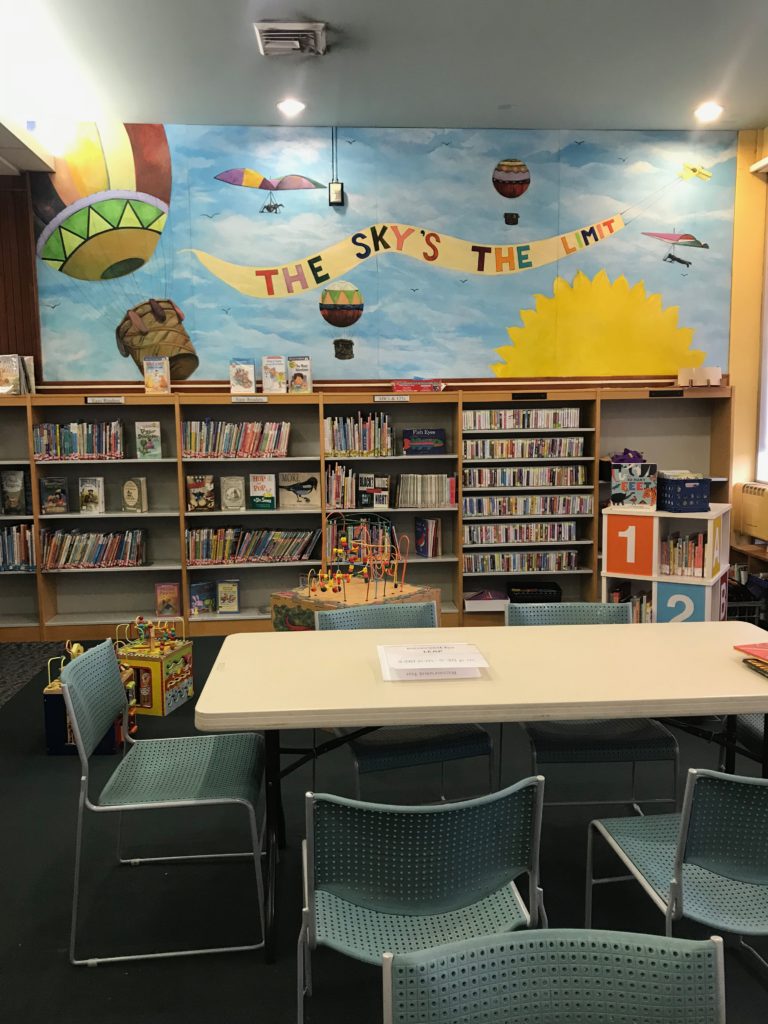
[680,163,713,181]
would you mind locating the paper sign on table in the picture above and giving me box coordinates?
[378,643,488,681]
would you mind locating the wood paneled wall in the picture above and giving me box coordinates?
[0,175,41,367]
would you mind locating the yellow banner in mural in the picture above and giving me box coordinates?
[189,215,626,298]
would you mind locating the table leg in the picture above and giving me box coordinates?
[724,715,737,774]
[763,714,768,779]
[264,730,286,963]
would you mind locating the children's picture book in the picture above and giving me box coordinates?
[186,474,216,511]
[229,359,257,394]
[414,516,442,557]
[40,476,69,514]
[261,355,287,394]
[143,356,171,394]
[220,475,246,511]
[22,356,36,394]
[189,581,216,616]
[278,472,321,508]
[154,581,181,616]
[402,427,447,455]
[248,473,277,509]
[216,579,240,614]
[121,476,148,512]
[78,476,105,513]
[0,354,22,395]
[135,421,163,459]
[287,355,312,394]
[1,470,27,515]
[358,473,390,509]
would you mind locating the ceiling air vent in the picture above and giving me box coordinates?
[253,22,327,57]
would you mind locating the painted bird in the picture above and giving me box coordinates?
[278,476,319,503]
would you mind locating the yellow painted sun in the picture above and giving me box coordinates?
[492,270,705,377]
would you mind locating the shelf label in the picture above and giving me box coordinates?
[374,395,410,403]
[231,395,268,404]
[85,396,125,405]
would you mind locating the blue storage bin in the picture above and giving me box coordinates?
[657,475,710,513]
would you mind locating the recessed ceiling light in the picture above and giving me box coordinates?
[694,100,723,124]
[277,98,305,117]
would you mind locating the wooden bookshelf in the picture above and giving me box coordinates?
[0,387,733,640]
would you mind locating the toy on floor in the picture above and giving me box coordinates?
[306,513,410,604]
[115,617,193,717]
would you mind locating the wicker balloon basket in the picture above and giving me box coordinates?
[116,298,199,380]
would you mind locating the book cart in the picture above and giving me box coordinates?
[0,385,733,640]
[601,503,732,622]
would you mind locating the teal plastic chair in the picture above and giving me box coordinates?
[505,602,678,811]
[315,601,494,797]
[383,928,725,1024]
[61,639,265,965]
[298,778,545,1024]
[587,767,768,971]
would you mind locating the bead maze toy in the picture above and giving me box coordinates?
[115,616,193,717]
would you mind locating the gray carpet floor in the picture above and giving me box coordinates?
[0,642,63,708]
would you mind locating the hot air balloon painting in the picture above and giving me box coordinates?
[492,159,531,199]
[214,168,324,213]
[319,281,364,328]
[642,231,710,269]
[31,123,171,280]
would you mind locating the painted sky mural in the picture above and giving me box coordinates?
[34,125,737,381]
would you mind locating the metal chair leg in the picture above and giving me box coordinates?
[585,822,594,928]
[631,760,643,816]
[69,782,87,965]
[439,760,447,801]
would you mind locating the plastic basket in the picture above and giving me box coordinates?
[506,581,562,603]
[657,475,710,513]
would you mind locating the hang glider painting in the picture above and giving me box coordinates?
[214,168,325,213]
[642,231,710,269]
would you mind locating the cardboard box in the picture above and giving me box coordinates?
[610,462,657,507]
[270,580,442,631]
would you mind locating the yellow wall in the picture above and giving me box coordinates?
[730,128,768,485]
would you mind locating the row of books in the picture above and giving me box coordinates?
[185,527,321,564]
[608,583,653,622]
[462,407,581,430]
[396,474,457,508]
[0,524,35,571]
[190,580,241,615]
[0,354,35,395]
[33,420,125,460]
[463,550,580,573]
[228,355,312,396]
[325,466,391,510]
[326,519,395,560]
[1,470,30,516]
[185,472,321,511]
[463,436,585,460]
[323,413,394,457]
[39,476,151,514]
[181,420,291,458]
[463,521,579,544]
[462,494,595,517]
[463,465,588,488]
[40,529,146,569]
[659,532,706,577]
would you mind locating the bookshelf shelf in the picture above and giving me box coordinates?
[0,388,733,638]
[0,569,36,576]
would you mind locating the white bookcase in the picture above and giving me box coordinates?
[601,503,731,623]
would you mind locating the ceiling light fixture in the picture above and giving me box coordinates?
[277,98,306,117]
[694,100,723,124]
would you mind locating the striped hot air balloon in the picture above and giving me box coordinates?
[492,158,531,199]
[319,281,364,328]
[31,123,171,281]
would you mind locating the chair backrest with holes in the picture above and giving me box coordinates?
[383,928,725,1024]
[307,777,542,917]
[680,769,768,887]
[61,640,127,761]
[505,602,631,627]
[315,601,438,631]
